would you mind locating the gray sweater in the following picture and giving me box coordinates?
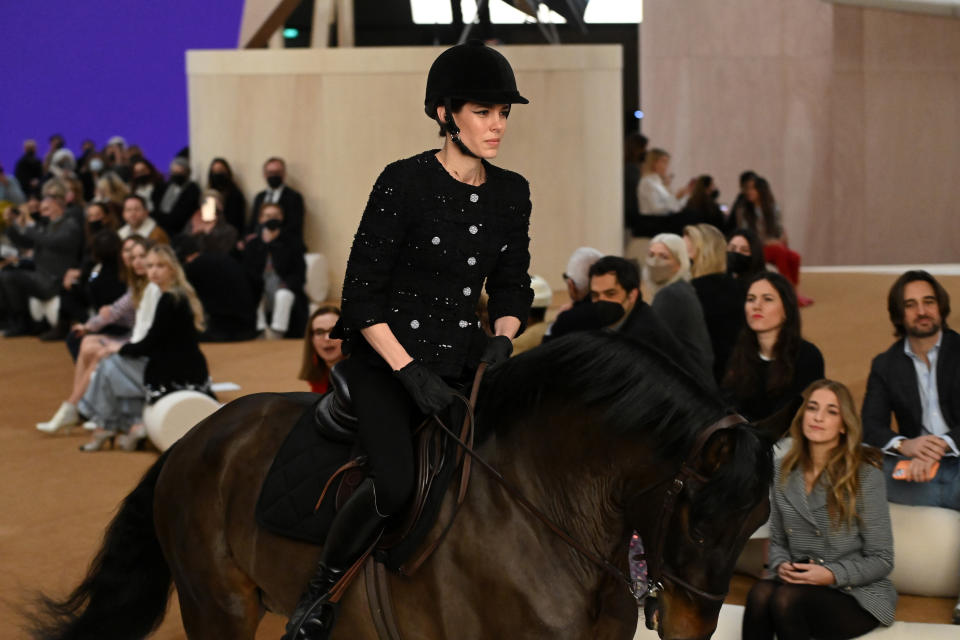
[6,215,82,280]
[769,461,897,626]
[650,280,714,388]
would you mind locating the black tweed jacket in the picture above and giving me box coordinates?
[334,150,534,378]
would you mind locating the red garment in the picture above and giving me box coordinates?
[309,374,330,394]
[763,243,800,286]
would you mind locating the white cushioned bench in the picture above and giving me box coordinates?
[632,604,957,639]
[142,390,220,452]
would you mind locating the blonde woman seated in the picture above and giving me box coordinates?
[78,245,211,451]
[684,223,744,383]
[37,235,155,434]
[743,379,896,640]
[637,148,694,215]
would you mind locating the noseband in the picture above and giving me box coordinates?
[644,413,749,604]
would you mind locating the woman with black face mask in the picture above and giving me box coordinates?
[206,157,246,236]
[727,228,767,280]
[130,158,165,213]
[241,201,308,340]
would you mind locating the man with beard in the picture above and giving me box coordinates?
[862,270,960,624]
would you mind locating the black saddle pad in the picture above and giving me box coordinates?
[255,394,355,545]
[255,392,467,573]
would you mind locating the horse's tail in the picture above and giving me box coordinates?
[27,448,174,640]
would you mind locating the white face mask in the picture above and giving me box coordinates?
[89,158,104,172]
[645,255,676,284]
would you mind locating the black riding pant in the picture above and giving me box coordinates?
[743,579,880,640]
[336,355,426,516]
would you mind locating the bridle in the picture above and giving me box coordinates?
[432,390,749,604]
[643,413,749,604]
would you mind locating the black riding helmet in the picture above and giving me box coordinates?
[424,40,529,158]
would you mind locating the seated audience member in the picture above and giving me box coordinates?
[638,148,693,215]
[744,379,895,640]
[542,246,603,342]
[78,150,105,202]
[15,139,44,197]
[585,256,706,386]
[41,134,66,176]
[104,136,132,182]
[47,147,77,182]
[179,190,238,256]
[644,233,714,386]
[511,275,552,355]
[685,224,744,383]
[94,172,130,209]
[722,272,824,422]
[723,170,757,235]
[155,157,200,237]
[727,228,767,281]
[78,244,210,451]
[861,270,960,623]
[62,177,87,229]
[243,202,308,339]
[38,236,152,434]
[177,234,257,342]
[298,305,345,393]
[54,229,127,342]
[83,200,121,242]
[680,175,724,229]
[250,157,305,243]
[118,194,169,245]
[1,191,83,336]
[130,158,165,213]
[623,132,648,230]
[207,157,246,236]
[730,176,807,300]
[0,163,26,206]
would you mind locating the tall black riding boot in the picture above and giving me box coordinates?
[282,478,388,640]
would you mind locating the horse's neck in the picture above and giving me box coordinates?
[467,431,627,582]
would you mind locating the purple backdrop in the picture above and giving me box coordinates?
[1,1,243,176]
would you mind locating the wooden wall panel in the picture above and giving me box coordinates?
[187,45,624,298]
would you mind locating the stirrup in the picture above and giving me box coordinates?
[284,595,339,640]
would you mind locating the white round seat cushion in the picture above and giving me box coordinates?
[143,390,220,452]
[888,502,960,597]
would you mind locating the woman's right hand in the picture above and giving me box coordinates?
[71,323,87,336]
[394,361,455,415]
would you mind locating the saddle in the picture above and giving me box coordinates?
[255,364,478,575]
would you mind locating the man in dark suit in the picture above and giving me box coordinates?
[862,270,960,623]
[250,157,305,244]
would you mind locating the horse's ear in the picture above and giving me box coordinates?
[752,395,803,445]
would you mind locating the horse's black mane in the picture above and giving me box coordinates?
[477,330,774,510]
[477,331,726,458]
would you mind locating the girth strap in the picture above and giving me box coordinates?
[365,559,404,640]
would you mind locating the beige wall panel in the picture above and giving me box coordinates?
[187,45,623,297]
[863,70,960,261]
[642,0,960,265]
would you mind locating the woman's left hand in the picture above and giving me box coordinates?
[779,562,836,586]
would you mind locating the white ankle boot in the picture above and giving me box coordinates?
[36,402,80,434]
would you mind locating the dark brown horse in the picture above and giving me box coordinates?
[30,332,789,640]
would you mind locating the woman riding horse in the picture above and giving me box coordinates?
[283,41,535,639]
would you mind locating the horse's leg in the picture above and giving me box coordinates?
[173,554,263,640]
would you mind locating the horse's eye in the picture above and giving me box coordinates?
[691,529,706,545]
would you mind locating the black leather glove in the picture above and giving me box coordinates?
[481,335,513,365]
[394,361,456,415]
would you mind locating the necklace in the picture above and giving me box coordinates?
[436,152,485,186]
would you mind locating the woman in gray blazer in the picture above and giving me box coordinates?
[743,379,897,640]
